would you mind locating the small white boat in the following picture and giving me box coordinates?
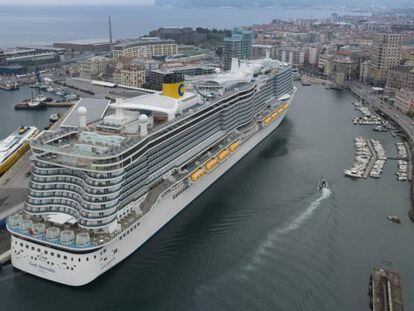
[49,113,60,123]
[344,169,362,178]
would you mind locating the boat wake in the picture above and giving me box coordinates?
[194,188,334,304]
[244,187,332,271]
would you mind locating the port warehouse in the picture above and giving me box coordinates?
[0,47,64,74]
[53,39,114,52]
[25,67,293,229]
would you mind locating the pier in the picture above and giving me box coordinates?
[14,100,74,110]
[370,267,404,311]
[363,139,378,179]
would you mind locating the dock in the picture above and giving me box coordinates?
[14,100,74,110]
[363,140,377,179]
[404,142,412,181]
[370,267,404,311]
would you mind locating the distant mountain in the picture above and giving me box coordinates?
[154,0,413,9]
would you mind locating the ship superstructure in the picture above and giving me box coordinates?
[7,56,295,286]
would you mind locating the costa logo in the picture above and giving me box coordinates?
[178,83,185,96]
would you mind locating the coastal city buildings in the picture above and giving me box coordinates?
[223,28,253,70]
[368,33,402,86]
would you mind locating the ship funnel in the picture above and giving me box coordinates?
[139,114,148,136]
[231,58,239,74]
[162,73,185,99]
[77,106,87,128]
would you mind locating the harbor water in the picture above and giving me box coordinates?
[0,86,67,138]
[0,84,413,310]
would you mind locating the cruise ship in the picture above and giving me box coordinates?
[0,126,38,175]
[7,55,296,286]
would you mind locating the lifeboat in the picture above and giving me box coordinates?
[218,149,229,161]
[190,168,204,182]
[205,157,219,171]
[271,111,279,119]
[264,116,272,125]
[229,141,240,152]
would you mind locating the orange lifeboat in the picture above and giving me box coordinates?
[205,157,219,171]
[218,149,229,161]
[264,116,272,125]
[229,141,240,152]
[190,168,204,182]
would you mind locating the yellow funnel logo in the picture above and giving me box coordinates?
[178,83,185,97]
[163,82,185,99]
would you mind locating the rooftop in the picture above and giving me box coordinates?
[114,39,175,49]
[60,98,111,128]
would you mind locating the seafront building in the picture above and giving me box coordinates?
[53,39,114,52]
[252,45,276,59]
[223,29,253,70]
[307,46,319,66]
[386,65,414,93]
[113,64,146,88]
[368,33,402,86]
[275,46,306,67]
[112,38,178,61]
[395,88,414,114]
[80,56,112,80]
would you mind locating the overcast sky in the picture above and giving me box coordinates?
[0,0,154,4]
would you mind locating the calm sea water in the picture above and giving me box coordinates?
[0,86,67,138]
[0,84,412,310]
[0,5,363,48]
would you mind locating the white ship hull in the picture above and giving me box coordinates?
[11,102,291,286]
